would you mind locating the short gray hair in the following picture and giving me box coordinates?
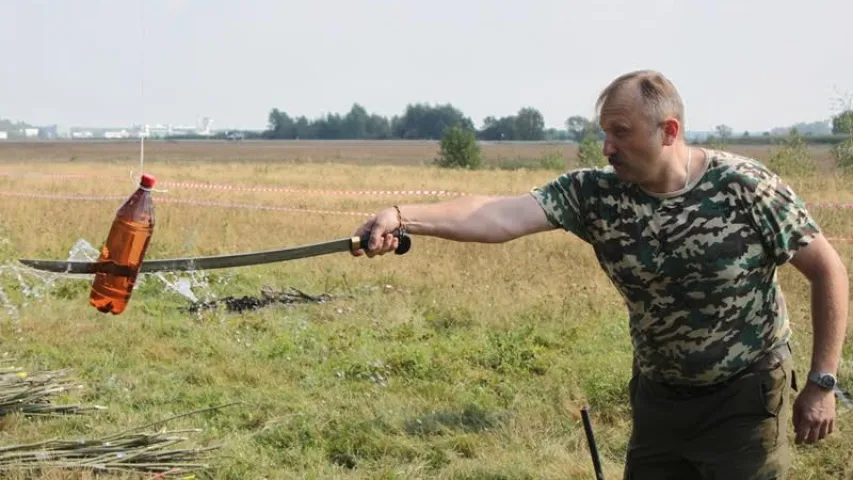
[596,70,685,131]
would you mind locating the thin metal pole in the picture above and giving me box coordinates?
[581,407,605,480]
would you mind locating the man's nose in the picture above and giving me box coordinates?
[602,139,617,156]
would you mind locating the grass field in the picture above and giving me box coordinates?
[0,140,851,479]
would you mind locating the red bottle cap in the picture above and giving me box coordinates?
[140,174,156,188]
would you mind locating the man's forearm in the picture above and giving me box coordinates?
[398,194,548,243]
[809,266,849,375]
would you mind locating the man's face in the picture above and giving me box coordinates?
[598,88,675,185]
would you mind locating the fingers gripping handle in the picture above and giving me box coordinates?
[357,230,411,255]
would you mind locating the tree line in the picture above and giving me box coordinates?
[262,102,853,143]
[263,103,604,142]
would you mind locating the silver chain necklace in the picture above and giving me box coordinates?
[684,147,693,190]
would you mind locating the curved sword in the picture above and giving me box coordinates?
[18,231,411,275]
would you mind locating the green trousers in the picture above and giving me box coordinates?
[624,345,794,480]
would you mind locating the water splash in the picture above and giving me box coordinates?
[150,270,214,304]
[0,239,217,317]
[68,238,100,262]
[0,273,18,318]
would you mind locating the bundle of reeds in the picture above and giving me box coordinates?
[0,427,219,477]
[0,358,230,477]
[0,359,104,416]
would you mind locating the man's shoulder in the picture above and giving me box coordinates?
[546,165,625,194]
[557,164,619,181]
[532,166,609,197]
[704,149,778,187]
[529,165,629,238]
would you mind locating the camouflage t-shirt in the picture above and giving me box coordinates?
[530,149,820,385]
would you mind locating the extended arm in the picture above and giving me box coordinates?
[352,193,556,255]
[398,194,555,242]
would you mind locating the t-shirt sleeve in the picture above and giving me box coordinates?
[529,169,597,243]
[739,163,821,265]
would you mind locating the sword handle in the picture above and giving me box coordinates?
[357,230,411,255]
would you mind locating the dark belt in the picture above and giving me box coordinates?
[652,342,793,398]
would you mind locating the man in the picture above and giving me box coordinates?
[351,70,848,479]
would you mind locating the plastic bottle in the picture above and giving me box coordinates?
[89,174,156,314]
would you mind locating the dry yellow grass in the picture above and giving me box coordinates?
[0,140,850,479]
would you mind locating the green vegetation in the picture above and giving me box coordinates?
[0,141,849,478]
[435,125,483,169]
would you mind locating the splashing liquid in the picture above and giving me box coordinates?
[89,174,156,314]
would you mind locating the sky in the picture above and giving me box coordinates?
[2,0,852,133]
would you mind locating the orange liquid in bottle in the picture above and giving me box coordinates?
[89,174,156,315]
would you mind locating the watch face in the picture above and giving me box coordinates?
[814,373,837,389]
[810,372,837,389]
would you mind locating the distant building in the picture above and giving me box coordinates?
[38,125,59,139]
[0,131,7,140]
[66,117,214,140]
[104,130,131,139]
[71,130,94,139]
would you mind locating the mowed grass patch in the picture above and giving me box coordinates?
[0,141,849,478]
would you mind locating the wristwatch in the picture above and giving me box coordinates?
[808,371,838,391]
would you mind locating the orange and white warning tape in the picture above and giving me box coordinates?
[0,172,467,197]
[157,198,374,217]
[807,202,853,209]
[159,181,467,197]
[6,171,853,208]
[0,190,373,217]
[4,189,853,243]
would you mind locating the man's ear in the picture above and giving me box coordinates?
[661,119,679,146]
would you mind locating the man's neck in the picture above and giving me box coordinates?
[640,144,694,195]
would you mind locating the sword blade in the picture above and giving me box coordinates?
[20,236,360,275]
[139,236,356,273]
[19,231,411,275]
